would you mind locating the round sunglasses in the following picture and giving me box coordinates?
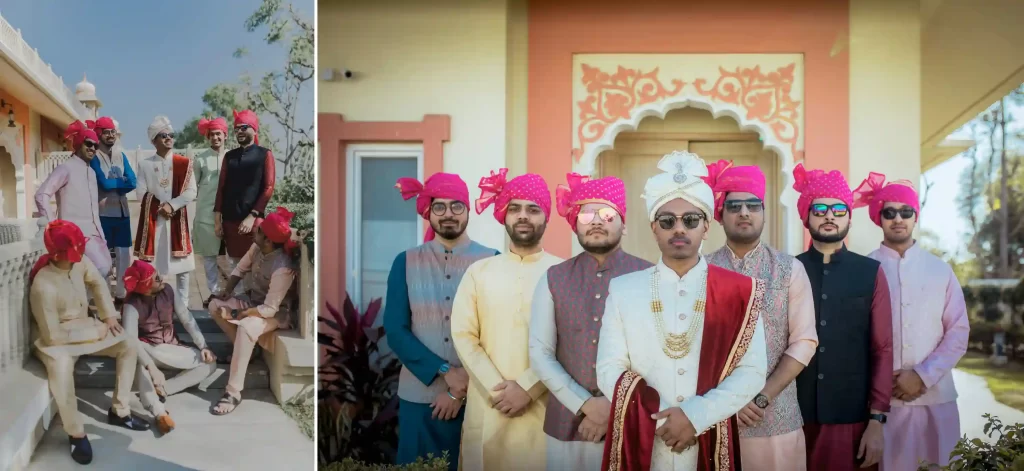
[655,213,705,230]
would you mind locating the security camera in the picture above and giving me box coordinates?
[321,68,357,82]
[342,69,354,79]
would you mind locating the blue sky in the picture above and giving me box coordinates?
[920,100,1024,259]
[1,0,313,150]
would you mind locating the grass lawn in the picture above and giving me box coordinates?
[957,352,1024,411]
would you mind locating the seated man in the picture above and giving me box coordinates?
[29,220,150,466]
[208,207,299,415]
[120,260,218,435]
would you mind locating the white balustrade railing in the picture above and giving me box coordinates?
[0,217,43,376]
[0,12,91,120]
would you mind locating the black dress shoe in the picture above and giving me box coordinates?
[68,435,93,465]
[107,408,151,431]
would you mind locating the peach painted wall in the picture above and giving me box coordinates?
[0,88,33,164]
[527,0,850,258]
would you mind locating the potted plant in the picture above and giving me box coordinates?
[919,414,1024,470]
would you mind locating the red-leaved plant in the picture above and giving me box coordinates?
[318,294,402,466]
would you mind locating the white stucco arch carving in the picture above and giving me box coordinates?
[0,124,26,218]
[570,55,806,254]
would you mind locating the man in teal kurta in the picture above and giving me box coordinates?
[192,117,229,307]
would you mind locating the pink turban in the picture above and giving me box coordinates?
[233,109,260,144]
[30,220,88,283]
[702,159,767,222]
[852,172,920,227]
[198,117,228,137]
[555,173,627,228]
[258,206,300,255]
[64,121,98,150]
[396,172,470,242]
[792,163,854,228]
[475,169,552,223]
[124,260,157,295]
[87,116,116,133]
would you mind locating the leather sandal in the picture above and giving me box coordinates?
[211,393,241,415]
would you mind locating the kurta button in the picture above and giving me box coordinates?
[444,316,449,320]
[679,314,686,320]
[591,339,597,344]
[821,294,828,300]
[445,296,451,301]
[820,320,826,326]
[677,368,684,375]
[819,346,825,352]
[818,374,824,379]
[595,294,601,299]
[446,275,451,279]
[823,270,829,275]
[444,338,449,342]
[676,395,684,402]
[597,273,603,278]
[593,317,599,322]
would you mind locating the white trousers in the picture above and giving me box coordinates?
[135,342,217,417]
[174,272,191,311]
[113,246,132,299]
[545,435,605,471]
[201,255,222,295]
[224,257,246,296]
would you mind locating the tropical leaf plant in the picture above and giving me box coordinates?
[318,294,402,466]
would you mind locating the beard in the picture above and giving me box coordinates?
[578,229,622,254]
[810,222,850,243]
[431,218,466,241]
[237,133,253,146]
[507,221,545,247]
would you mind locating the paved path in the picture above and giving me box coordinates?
[954,368,1024,443]
[27,388,312,470]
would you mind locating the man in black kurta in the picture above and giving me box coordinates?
[790,164,893,471]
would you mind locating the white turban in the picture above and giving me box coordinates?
[147,115,173,142]
[642,150,715,221]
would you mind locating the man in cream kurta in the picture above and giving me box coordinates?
[135,116,197,307]
[451,170,563,470]
[597,151,768,470]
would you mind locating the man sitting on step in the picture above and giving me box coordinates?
[121,259,218,435]
[29,220,150,466]
[209,206,299,415]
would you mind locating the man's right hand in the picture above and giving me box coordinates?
[96,322,109,340]
[215,220,223,238]
[430,391,462,421]
[578,416,607,443]
[215,290,233,301]
[580,396,612,427]
[147,363,167,391]
[736,401,766,427]
[443,367,469,398]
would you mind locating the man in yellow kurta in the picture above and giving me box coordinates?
[29,220,151,465]
[451,169,563,470]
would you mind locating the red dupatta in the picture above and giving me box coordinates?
[601,265,765,471]
[134,154,193,260]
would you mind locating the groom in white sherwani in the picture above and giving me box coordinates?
[133,116,198,308]
[596,150,768,471]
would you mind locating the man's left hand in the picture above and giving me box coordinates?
[736,401,766,427]
[104,318,124,337]
[241,307,262,318]
[159,203,174,217]
[491,381,531,417]
[893,369,927,401]
[653,407,698,453]
[857,421,884,468]
[239,215,256,234]
[201,348,216,363]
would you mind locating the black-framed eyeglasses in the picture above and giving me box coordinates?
[881,207,916,220]
[724,199,764,214]
[156,132,175,140]
[100,129,117,137]
[655,213,705,230]
[82,140,97,149]
[810,203,849,218]
[431,201,467,216]
[234,125,252,132]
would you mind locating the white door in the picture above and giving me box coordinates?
[346,144,424,312]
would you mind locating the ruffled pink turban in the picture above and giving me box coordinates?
[64,121,98,150]
[475,168,552,223]
[396,172,470,242]
[792,163,854,228]
[87,116,116,133]
[852,172,920,227]
[702,159,767,222]
[30,220,88,283]
[258,206,300,255]
[233,109,260,144]
[124,260,157,295]
[198,117,228,137]
[555,173,627,228]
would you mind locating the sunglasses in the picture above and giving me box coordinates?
[156,133,175,140]
[810,203,849,218]
[724,199,764,214]
[578,207,619,225]
[431,201,467,216]
[655,213,705,230]
[83,141,97,149]
[235,125,253,132]
[880,207,916,220]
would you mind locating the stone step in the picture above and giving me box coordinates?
[73,355,270,390]
[174,310,222,335]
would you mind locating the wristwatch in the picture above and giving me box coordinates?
[250,210,261,218]
[753,393,770,409]
[438,362,451,375]
[869,413,887,424]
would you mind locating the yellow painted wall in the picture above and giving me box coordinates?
[847,0,922,255]
[319,0,514,249]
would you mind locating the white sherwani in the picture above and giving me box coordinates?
[136,152,197,276]
[597,258,768,470]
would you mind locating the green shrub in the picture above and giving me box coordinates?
[319,454,449,471]
[919,414,1024,470]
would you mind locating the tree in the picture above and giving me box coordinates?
[177,83,273,150]
[236,0,314,176]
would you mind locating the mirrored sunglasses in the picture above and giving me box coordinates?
[810,203,849,218]
[577,207,618,225]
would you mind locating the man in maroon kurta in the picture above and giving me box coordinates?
[790,164,893,471]
[529,173,652,470]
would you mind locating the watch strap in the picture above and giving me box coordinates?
[869,413,887,424]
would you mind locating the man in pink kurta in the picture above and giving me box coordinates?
[34,121,112,278]
[854,173,969,471]
[703,160,818,471]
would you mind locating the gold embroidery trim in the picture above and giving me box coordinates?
[608,371,640,471]
[172,157,194,258]
[134,194,155,262]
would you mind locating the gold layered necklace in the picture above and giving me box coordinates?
[650,266,707,359]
